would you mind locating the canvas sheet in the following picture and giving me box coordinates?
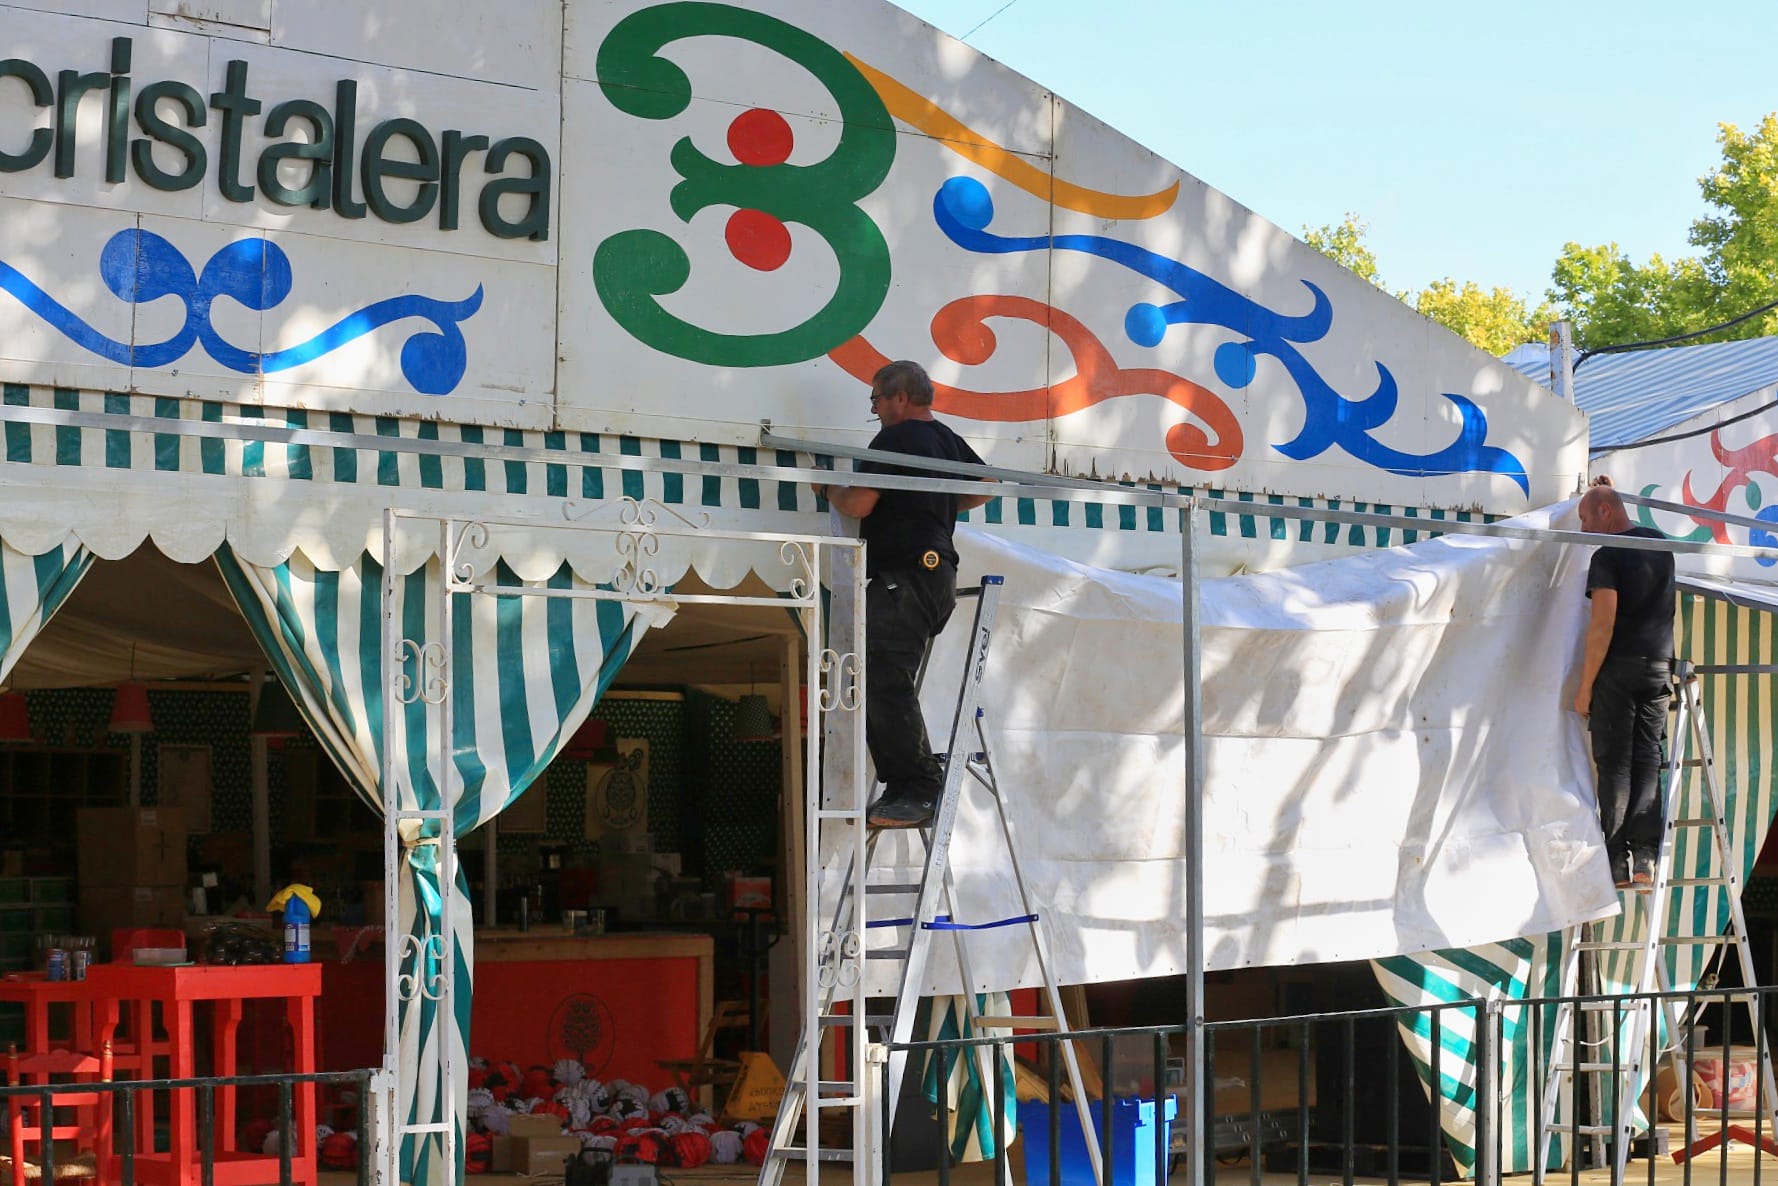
[850,503,1621,995]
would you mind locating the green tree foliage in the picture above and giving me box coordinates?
[1303,213,1382,285]
[1302,215,1551,355]
[1552,114,1778,349]
[1412,279,1558,359]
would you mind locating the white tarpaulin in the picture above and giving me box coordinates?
[854,503,1620,995]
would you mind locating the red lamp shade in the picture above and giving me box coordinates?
[108,683,154,734]
[0,692,30,742]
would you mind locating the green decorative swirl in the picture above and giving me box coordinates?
[594,2,895,366]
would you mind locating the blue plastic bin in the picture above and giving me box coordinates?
[1018,1096,1178,1186]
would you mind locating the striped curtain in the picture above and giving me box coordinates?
[1374,592,1778,1175]
[215,546,655,1186]
[922,994,1019,1162]
[0,538,92,685]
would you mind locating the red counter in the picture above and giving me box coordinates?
[319,930,712,1089]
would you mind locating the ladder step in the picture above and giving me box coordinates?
[973,1016,1062,1030]
[1662,935,1732,945]
[1680,758,1707,767]
[1668,876,1730,887]
[770,1147,855,1162]
[813,1096,864,1108]
[814,809,863,820]
[865,884,921,895]
[1672,816,1721,827]
[1574,940,1644,951]
[868,949,910,960]
[819,1013,895,1028]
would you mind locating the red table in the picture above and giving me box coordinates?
[87,963,322,1186]
[0,973,95,1058]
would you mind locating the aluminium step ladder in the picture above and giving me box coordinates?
[759,576,1102,1186]
[1537,661,1778,1180]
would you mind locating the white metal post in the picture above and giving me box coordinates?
[436,518,458,1183]
[379,509,402,1186]
[1549,320,1577,402]
[1181,500,1206,1186]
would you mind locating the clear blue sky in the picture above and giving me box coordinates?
[892,0,1778,303]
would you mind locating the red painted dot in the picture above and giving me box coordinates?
[727,107,794,167]
[725,209,793,271]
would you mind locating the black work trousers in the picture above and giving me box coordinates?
[865,564,958,802]
[1589,655,1672,866]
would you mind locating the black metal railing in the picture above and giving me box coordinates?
[884,985,1777,1186]
[0,1068,374,1186]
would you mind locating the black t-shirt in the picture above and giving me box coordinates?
[856,418,985,576]
[1586,526,1676,660]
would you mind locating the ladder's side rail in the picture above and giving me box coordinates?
[1677,670,1778,1131]
[881,581,1003,1137]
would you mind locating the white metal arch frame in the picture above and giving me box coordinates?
[376,499,865,1186]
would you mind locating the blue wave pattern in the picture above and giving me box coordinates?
[0,229,483,396]
[933,177,1529,492]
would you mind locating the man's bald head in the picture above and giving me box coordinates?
[1579,483,1631,534]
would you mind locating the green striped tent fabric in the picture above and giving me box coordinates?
[214,547,649,1185]
[0,539,91,685]
[923,994,1020,1162]
[0,385,1487,552]
[1375,591,1778,1174]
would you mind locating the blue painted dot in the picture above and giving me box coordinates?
[937,177,994,231]
[1214,341,1257,389]
[1753,505,1778,566]
[1125,303,1167,348]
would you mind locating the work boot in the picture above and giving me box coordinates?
[867,792,936,829]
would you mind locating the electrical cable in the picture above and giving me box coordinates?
[962,0,1024,40]
[1576,295,1778,368]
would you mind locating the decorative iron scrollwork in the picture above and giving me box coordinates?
[818,649,862,712]
[445,521,491,588]
[395,639,448,705]
[397,932,448,1002]
[816,928,863,990]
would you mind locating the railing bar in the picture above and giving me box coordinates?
[937,1046,951,1186]
[1046,1039,1061,1186]
[1344,1014,1356,1186]
[1249,1024,1263,1186]
[1156,1031,1172,1186]
[1385,1013,1398,1186]
[201,1082,215,1186]
[279,1079,293,1186]
[38,1087,55,1183]
[1430,1006,1443,1186]
[1298,1020,1311,1186]
[120,1085,136,1186]
[1100,1033,1115,1186]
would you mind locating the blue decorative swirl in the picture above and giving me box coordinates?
[933,176,1529,492]
[0,229,482,396]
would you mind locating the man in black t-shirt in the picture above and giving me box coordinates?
[812,361,993,827]
[1573,478,1676,889]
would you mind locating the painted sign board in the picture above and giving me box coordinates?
[1593,382,1778,584]
[0,0,1585,512]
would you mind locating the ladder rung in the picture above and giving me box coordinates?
[1575,940,1644,951]
[973,1016,1061,1030]
[1662,935,1731,945]
[814,809,863,820]
[1668,876,1730,887]
[865,884,921,895]
[867,949,910,960]
[1672,816,1720,827]
[814,1096,864,1108]
[819,1013,895,1028]
[770,1147,855,1162]
[1680,758,1707,767]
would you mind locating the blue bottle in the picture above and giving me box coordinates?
[282,894,313,963]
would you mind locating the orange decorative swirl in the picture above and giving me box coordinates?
[845,54,1180,222]
[828,295,1242,471]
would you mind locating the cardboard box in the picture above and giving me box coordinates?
[78,885,186,939]
[76,807,187,889]
[511,1136,580,1176]
[1204,1044,1315,1119]
[505,1112,563,1139]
